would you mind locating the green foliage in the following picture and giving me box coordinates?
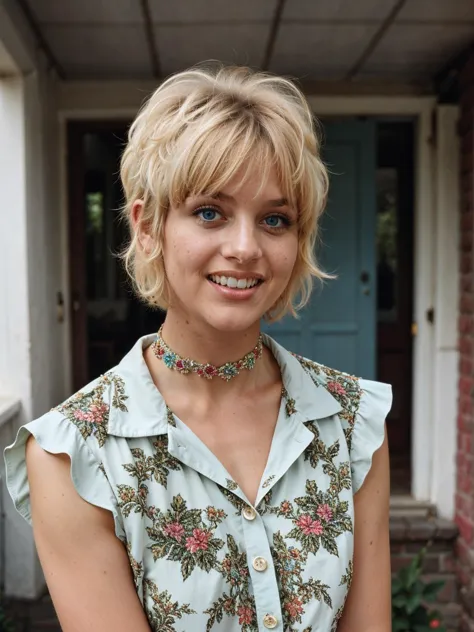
[392,547,446,632]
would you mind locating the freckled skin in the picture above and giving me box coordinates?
[162,166,299,336]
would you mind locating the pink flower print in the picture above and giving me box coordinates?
[296,514,315,535]
[309,519,324,535]
[284,597,303,619]
[317,504,333,522]
[237,606,254,625]
[74,409,93,422]
[185,528,211,553]
[280,500,292,515]
[163,522,185,542]
[89,403,109,425]
[327,380,347,396]
[296,514,324,536]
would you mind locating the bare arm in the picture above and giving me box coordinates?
[337,428,391,632]
[26,436,151,632]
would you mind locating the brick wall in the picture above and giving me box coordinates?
[457,50,474,632]
[390,517,461,631]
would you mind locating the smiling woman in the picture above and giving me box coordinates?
[4,63,392,632]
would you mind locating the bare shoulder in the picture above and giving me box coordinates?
[25,435,151,631]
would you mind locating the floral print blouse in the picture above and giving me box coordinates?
[4,334,392,632]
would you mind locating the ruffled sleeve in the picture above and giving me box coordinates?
[3,410,125,539]
[349,378,393,494]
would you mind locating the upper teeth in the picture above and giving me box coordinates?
[209,275,260,289]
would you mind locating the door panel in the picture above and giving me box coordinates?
[263,120,377,379]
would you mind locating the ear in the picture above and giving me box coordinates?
[131,199,155,254]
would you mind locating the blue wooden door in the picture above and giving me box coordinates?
[263,120,377,379]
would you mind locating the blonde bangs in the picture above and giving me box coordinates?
[166,118,277,209]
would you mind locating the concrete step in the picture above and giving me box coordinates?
[390,494,437,519]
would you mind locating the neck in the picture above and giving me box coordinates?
[161,312,262,368]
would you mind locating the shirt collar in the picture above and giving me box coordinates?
[107,333,342,438]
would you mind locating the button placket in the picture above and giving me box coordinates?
[240,507,282,630]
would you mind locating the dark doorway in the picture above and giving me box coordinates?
[376,120,415,494]
[68,122,164,390]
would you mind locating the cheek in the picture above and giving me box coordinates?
[163,224,211,278]
[273,236,299,277]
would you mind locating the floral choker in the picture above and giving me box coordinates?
[151,326,264,381]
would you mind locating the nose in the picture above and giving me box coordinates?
[221,218,262,264]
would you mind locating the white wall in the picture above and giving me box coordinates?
[0,0,66,598]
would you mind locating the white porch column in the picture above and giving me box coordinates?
[0,74,43,599]
[430,105,460,519]
[0,0,65,599]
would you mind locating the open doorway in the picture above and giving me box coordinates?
[376,120,415,494]
[68,122,164,390]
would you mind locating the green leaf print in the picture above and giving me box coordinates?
[293,355,363,447]
[204,535,257,632]
[144,578,196,632]
[271,531,332,631]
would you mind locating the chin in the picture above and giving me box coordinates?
[200,306,266,334]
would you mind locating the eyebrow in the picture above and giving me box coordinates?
[211,191,290,207]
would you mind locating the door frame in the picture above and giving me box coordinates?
[58,93,458,515]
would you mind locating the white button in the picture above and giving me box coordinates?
[242,506,256,521]
[263,614,278,629]
[252,556,268,572]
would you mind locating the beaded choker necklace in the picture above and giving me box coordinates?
[151,326,264,381]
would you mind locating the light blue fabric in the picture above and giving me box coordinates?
[4,334,392,632]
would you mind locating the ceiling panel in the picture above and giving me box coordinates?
[42,25,152,79]
[283,0,396,22]
[360,24,474,77]
[155,24,269,74]
[149,0,276,24]
[270,23,378,80]
[397,0,474,22]
[28,0,142,24]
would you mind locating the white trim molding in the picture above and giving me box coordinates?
[430,105,460,519]
[411,106,437,502]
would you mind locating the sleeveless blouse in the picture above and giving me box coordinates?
[4,334,392,632]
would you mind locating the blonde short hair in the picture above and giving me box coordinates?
[120,64,330,321]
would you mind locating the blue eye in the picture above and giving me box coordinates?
[264,215,286,228]
[195,206,221,222]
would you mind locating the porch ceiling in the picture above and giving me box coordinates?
[20,0,474,85]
